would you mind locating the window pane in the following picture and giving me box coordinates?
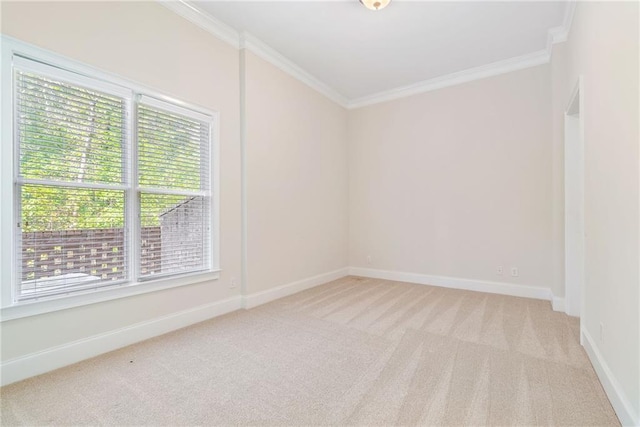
[137,104,209,191]
[16,71,126,184]
[140,194,208,278]
[19,185,126,300]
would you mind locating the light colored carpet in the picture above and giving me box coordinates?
[1,276,619,426]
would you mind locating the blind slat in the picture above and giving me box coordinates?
[18,184,127,300]
[17,104,126,132]
[138,103,209,192]
[18,73,124,107]
[139,193,208,279]
[138,109,206,134]
[17,70,127,187]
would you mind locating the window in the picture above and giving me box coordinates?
[1,39,219,314]
[136,98,211,281]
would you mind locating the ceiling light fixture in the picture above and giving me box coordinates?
[359,0,391,11]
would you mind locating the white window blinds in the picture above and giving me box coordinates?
[137,98,211,279]
[15,62,129,301]
[12,55,214,303]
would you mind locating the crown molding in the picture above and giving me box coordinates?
[547,26,565,53]
[159,0,349,107]
[240,33,349,107]
[547,0,576,51]
[159,0,240,49]
[347,49,550,109]
[159,0,576,110]
[348,1,576,109]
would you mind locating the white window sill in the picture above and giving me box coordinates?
[0,270,221,322]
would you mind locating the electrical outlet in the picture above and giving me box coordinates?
[230,277,237,289]
[366,255,372,265]
[510,267,518,277]
[497,266,504,275]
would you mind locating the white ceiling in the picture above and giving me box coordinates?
[192,1,567,102]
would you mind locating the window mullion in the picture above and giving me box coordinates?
[127,95,139,284]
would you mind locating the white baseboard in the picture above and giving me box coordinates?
[1,296,242,387]
[242,267,349,309]
[348,267,552,301]
[552,296,566,312]
[582,328,639,426]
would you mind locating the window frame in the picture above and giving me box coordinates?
[0,36,221,321]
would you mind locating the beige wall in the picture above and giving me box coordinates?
[0,1,242,360]
[0,2,350,362]
[348,65,554,290]
[550,42,569,300]
[244,51,349,294]
[552,1,639,417]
